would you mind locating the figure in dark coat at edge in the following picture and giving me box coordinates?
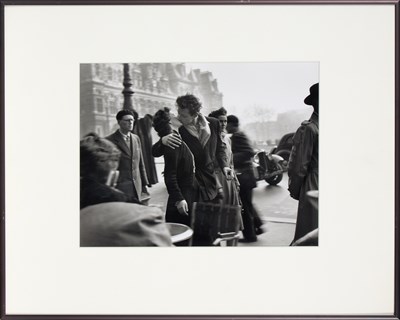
[288,83,319,245]
[152,107,196,227]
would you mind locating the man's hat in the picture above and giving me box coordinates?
[304,83,319,106]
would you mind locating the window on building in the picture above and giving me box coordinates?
[109,98,118,115]
[117,70,123,83]
[95,64,101,77]
[95,125,103,136]
[107,67,113,81]
[96,97,104,113]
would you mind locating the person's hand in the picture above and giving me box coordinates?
[176,200,189,215]
[223,167,233,180]
[161,132,182,149]
[214,188,224,204]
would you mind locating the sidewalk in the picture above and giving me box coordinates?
[237,220,295,247]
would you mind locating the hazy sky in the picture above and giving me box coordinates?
[186,62,319,123]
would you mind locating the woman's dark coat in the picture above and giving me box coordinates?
[163,141,195,226]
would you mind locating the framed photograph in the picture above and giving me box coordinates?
[1,0,398,319]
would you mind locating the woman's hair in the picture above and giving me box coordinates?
[176,94,202,116]
[80,133,121,182]
[152,108,172,137]
[208,107,227,119]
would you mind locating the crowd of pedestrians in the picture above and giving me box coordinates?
[80,84,319,247]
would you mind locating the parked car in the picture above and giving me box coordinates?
[270,132,295,162]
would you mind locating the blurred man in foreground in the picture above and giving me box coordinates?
[80,133,172,247]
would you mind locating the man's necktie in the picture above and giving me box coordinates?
[125,135,131,150]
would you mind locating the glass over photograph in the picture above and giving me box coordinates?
[80,62,319,247]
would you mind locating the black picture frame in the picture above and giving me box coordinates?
[1,0,398,319]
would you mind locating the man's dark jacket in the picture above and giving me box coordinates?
[288,112,319,242]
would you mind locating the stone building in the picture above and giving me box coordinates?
[80,63,223,137]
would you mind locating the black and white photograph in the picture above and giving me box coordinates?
[2,1,397,317]
[80,62,319,247]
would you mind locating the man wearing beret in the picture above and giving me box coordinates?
[106,109,149,202]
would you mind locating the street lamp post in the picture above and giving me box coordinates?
[122,63,135,111]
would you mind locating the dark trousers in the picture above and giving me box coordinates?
[237,169,262,240]
[239,187,260,240]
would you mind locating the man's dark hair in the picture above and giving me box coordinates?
[208,107,227,119]
[80,133,121,182]
[227,115,239,126]
[116,109,136,121]
[176,94,202,116]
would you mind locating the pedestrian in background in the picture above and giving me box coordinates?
[288,83,319,245]
[134,113,159,186]
[227,115,263,243]
[152,107,196,227]
[106,109,149,202]
[208,107,241,207]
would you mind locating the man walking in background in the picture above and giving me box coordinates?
[227,115,263,243]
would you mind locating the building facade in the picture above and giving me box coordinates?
[80,63,223,137]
